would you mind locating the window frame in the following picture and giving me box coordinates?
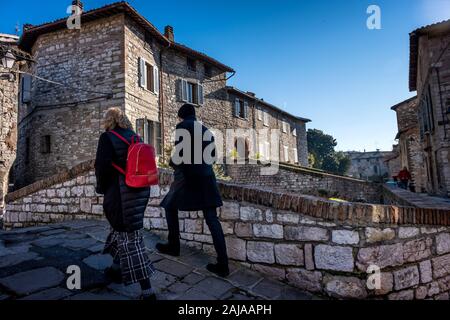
[187,57,197,72]
[181,79,204,106]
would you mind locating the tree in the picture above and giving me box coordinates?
[307,129,350,175]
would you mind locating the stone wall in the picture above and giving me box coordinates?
[3,160,450,300]
[415,30,450,197]
[14,14,126,188]
[0,64,19,215]
[225,162,383,203]
[345,150,392,181]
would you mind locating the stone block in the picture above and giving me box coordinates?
[419,260,432,284]
[324,275,368,299]
[253,224,283,239]
[374,272,393,295]
[235,222,253,237]
[394,265,420,290]
[398,227,420,239]
[314,245,354,272]
[247,241,274,263]
[220,202,240,220]
[357,243,404,271]
[436,233,450,255]
[276,212,299,224]
[332,230,359,245]
[274,244,304,266]
[253,265,286,281]
[432,253,450,278]
[240,206,263,222]
[403,237,432,262]
[365,227,395,243]
[286,268,322,293]
[184,219,203,233]
[284,226,328,241]
[304,243,314,270]
[388,289,414,300]
[225,237,246,261]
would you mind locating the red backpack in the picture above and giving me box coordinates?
[109,130,159,188]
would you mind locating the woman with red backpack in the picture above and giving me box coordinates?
[94,107,156,301]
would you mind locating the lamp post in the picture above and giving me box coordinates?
[0,48,17,81]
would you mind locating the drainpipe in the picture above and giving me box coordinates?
[159,41,171,163]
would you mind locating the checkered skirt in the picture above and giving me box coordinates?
[103,229,156,285]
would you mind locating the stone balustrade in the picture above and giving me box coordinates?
[3,160,450,299]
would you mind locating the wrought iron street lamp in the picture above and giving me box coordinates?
[1,50,16,69]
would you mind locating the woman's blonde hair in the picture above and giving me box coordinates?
[103,107,133,131]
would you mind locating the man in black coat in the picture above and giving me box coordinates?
[158,104,229,277]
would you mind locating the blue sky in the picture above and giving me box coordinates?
[2,0,450,151]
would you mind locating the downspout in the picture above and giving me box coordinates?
[159,41,171,164]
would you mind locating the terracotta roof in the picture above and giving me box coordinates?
[390,95,417,111]
[409,19,450,92]
[227,86,311,123]
[18,1,234,72]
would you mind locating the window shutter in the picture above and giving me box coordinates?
[153,65,160,95]
[197,84,204,105]
[234,98,240,116]
[155,122,162,155]
[292,128,297,137]
[21,75,32,103]
[257,109,262,121]
[181,79,188,102]
[293,148,298,163]
[138,58,146,88]
[136,119,145,138]
[244,101,249,118]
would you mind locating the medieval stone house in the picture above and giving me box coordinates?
[12,1,310,188]
[390,96,426,192]
[409,19,450,196]
[344,150,392,181]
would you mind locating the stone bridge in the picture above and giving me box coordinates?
[2,160,450,300]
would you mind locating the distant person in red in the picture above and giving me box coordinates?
[398,167,411,189]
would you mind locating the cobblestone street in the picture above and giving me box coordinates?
[0,220,318,300]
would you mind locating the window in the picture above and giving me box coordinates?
[136,119,162,156]
[283,145,289,162]
[259,140,270,160]
[292,128,297,137]
[40,135,51,154]
[257,109,263,121]
[234,98,249,119]
[187,57,196,72]
[138,57,159,94]
[204,64,212,78]
[293,148,298,163]
[181,79,204,105]
[263,112,269,127]
[282,121,289,133]
[20,74,32,104]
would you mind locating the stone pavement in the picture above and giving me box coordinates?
[0,220,319,300]
[386,185,450,210]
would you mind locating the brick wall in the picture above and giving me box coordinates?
[3,160,450,300]
[225,162,383,203]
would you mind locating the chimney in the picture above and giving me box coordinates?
[71,0,83,14]
[23,23,34,32]
[246,92,256,97]
[164,25,174,42]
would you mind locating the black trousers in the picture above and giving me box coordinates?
[165,207,228,266]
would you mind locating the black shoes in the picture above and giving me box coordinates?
[207,263,230,278]
[104,266,122,284]
[155,243,180,257]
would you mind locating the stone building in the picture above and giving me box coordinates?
[409,19,450,196]
[13,1,310,188]
[390,96,426,192]
[0,33,31,214]
[344,150,392,181]
[384,144,401,180]
[226,87,310,165]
